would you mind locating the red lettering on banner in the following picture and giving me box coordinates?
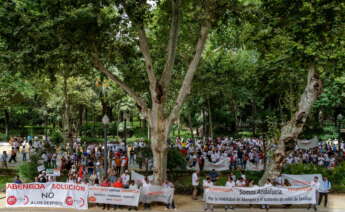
[52,184,86,191]
[6,184,46,190]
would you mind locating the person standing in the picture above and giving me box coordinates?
[1,151,8,168]
[163,179,176,210]
[318,177,331,207]
[100,177,111,210]
[14,176,22,184]
[128,180,139,211]
[203,177,214,212]
[224,176,235,211]
[22,145,27,161]
[309,176,320,211]
[192,170,200,200]
[262,179,272,211]
[8,147,17,163]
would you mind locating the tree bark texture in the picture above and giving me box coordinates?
[259,64,322,185]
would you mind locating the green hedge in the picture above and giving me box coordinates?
[283,162,345,192]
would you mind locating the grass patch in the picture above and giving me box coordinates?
[0,175,15,191]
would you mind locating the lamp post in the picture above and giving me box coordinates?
[337,113,343,155]
[124,110,128,149]
[102,114,110,174]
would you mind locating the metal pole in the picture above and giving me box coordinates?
[104,126,108,175]
[338,121,342,156]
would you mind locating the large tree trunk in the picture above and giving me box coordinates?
[149,107,169,184]
[259,64,322,185]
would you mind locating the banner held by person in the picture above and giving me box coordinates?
[88,186,140,206]
[282,174,322,186]
[297,137,319,150]
[204,158,230,171]
[140,185,174,204]
[6,183,88,210]
[205,185,316,205]
[131,170,154,185]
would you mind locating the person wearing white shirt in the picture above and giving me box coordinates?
[225,176,235,210]
[309,176,320,211]
[121,170,130,188]
[203,177,214,212]
[262,179,272,210]
[318,177,331,207]
[236,178,246,187]
[192,170,200,200]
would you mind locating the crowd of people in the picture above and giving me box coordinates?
[1,135,342,211]
[174,137,344,171]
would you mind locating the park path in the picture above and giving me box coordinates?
[1,194,345,212]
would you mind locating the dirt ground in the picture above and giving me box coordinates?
[1,194,345,212]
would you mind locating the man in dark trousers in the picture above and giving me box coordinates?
[318,176,331,207]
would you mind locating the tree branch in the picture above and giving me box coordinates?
[91,51,148,114]
[167,22,211,127]
[159,0,181,94]
[138,27,159,103]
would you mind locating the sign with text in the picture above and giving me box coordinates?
[6,183,88,210]
[88,186,140,206]
[205,186,316,205]
[140,185,174,204]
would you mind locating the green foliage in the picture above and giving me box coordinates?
[50,130,63,145]
[0,175,15,191]
[167,148,187,171]
[17,154,40,182]
[81,136,104,144]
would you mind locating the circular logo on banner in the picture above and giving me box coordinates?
[7,196,17,205]
[79,197,85,207]
[65,196,74,206]
[88,196,96,202]
[24,195,29,205]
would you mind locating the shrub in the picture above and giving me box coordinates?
[16,154,40,182]
[81,136,104,144]
[50,130,63,145]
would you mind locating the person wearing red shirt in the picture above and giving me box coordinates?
[112,178,123,210]
[112,178,123,188]
[101,177,110,210]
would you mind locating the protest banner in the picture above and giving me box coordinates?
[245,162,264,171]
[131,171,154,185]
[6,183,88,210]
[140,185,174,204]
[88,186,140,206]
[46,168,60,177]
[282,174,323,186]
[204,158,230,171]
[205,185,316,205]
[297,137,319,150]
[37,165,45,172]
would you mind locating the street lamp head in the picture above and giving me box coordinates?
[338,114,343,121]
[102,114,110,125]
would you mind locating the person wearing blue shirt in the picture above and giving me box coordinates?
[14,176,22,184]
[318,177,331,207]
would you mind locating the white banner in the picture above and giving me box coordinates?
[297,137,319,150]
[88,186,140,206]
[6,183,88,210]
[205,186,316,205]
[46,168,60,177]
[131,171,154,185]
[140,185,174,204]
[204,158,230,171]
[282,174,322,186]
[245,162,264,171]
